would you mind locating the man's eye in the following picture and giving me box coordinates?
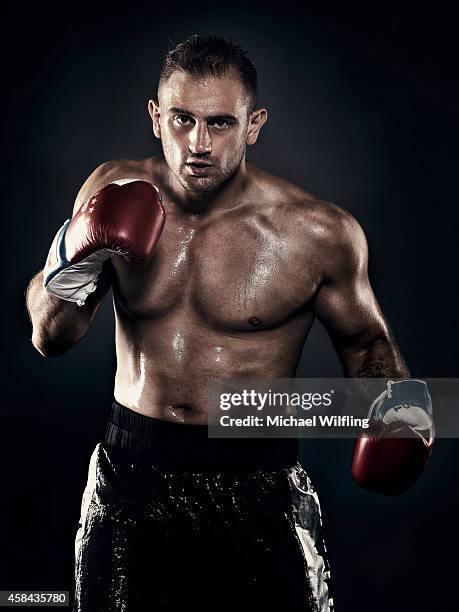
[210,119,230,130]
[175,115,193,126]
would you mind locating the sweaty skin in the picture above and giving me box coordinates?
[66,155,403,424]
[27,69,408,423]
[113,158,322,422]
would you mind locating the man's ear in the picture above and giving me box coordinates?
[148,99,161,139]
[246,108,268,145]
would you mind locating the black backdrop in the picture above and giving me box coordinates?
[2,3,458,610]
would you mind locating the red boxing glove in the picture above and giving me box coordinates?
[44,179,165,305]
[351,379,434,495]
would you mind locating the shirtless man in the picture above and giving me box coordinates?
[26,35,413,611]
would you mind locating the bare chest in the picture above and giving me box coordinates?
[112,213,319,330]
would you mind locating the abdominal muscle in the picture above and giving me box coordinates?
[113,310,310,425]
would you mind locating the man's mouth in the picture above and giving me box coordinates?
[186,161,213,168]
[185,161,214,176]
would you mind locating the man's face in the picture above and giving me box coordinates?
[151,70,256,195]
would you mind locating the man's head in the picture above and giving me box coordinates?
[148,35,267,195]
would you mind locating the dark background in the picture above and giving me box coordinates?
[2,2,458,610]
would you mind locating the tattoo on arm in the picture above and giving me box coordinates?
[355,351,395,378]
[352,335,410,379]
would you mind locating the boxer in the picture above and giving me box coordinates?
[26,35,424,611]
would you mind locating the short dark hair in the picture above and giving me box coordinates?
[158,35,258,113]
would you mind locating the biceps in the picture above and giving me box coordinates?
[312,275,387,345]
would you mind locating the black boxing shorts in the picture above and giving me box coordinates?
[73,399,334,611]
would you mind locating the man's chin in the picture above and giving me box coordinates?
[179,175,222,195]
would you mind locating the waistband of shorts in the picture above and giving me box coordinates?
[104,398,299,471]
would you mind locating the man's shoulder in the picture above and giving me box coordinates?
[90,156,162,183]
[73,157,163,215]
[250,164,360,240]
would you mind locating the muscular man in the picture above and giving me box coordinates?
[26,36,411,611]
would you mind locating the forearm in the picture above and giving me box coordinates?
[337,332,410,379]
[26,269,109,357]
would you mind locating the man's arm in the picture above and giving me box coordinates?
[311,206,409,378]
[26,162,117,357]
[310,205,436,495]
[26,264,113,357]
[26,163,165,358]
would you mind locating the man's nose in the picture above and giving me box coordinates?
[188,123,212,155]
